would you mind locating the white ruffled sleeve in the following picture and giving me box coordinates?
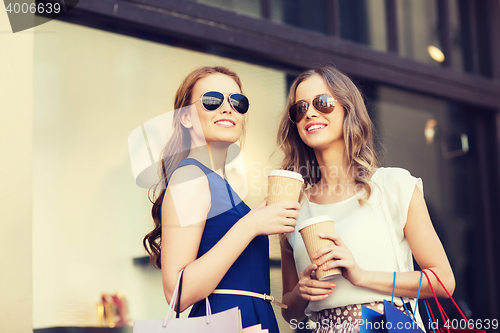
[379,167,423,231]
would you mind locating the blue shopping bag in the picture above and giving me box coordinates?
[359,272,424,333]
[359,306,384,332]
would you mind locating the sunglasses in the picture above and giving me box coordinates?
[196,91,250,114]
[289,94,337,123]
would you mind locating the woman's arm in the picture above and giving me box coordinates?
[162,165,300,311]
[281,238,334,323]
[315,186,455,299]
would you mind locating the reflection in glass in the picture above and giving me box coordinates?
[339,0,387,51]
[428,45,445,63]
[271,0,328,34]
[32,18,291,331]
[367,83,493,323]
[397,0,442,66]
[449,0,492,77]
[185,0,262,19]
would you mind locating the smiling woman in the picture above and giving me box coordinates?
[277,66,455,333]
[142,66,300,332]
[293,75,346,154]
[181,73,247,147]
[277,67,376,200]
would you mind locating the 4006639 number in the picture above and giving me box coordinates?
[444,318,498,330]
[5,2,62,14]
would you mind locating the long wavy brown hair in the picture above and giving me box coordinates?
[144,66,244,269]
[277,66,378,204]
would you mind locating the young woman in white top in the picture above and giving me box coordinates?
[277,66,455,332]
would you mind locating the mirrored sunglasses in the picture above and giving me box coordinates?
[198,91,249,114]
[289,94,337,123]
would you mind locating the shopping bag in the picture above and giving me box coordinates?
[422,270,485,333]
[133,269,242,333]
[359,306,384,332]
[242,324,269,332]
[359,272,425,332]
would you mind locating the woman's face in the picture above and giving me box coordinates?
[185,73,246,145]
[294,74,345,151]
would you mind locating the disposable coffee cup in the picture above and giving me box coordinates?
[267,170,304,205]
[299,215,342,280]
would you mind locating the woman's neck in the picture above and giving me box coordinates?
[313,142,354,187]
[187,142,229,177]
[307,143,359,203]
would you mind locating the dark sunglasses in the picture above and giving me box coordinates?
[197,91,250,114]
[289,94,337,123]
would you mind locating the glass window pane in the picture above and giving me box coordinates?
[339,0,387,51]
[449,0,492,77]
[33,18,291,332]
[185,0,262,19]
[271,0,328,34]
[397,0,443,66]
[370,84,493,323]
[449,0,464,72]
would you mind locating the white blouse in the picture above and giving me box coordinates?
[287,167,423,315]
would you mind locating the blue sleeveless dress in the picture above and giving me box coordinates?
[167,158,279,333]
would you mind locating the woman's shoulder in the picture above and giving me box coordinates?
[163,163,212,227]
[371,167,415,185]
[169,162,208,186]
[165,163,211,213]
[372,167,422,202]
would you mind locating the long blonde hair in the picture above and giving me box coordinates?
[144,66,244,268]
[277,66,378,203]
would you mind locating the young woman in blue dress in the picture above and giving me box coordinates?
[143,66,300,332]
[277,66,455,332]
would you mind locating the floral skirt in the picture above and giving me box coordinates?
[309,301,406,333]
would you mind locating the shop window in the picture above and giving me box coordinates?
[397,0,443,66]
[271,0,328,34]
[186,0,262,19]
[339,0,387,51]
[449,0,492,77]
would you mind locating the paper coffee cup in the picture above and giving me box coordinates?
[267,170,304,204]
[299,215,342,280]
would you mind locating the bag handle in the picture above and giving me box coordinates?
[414,271,423,322]
[423,299,437,333]
[176,269,184,318]
[391,271,423,324]
[163,269,184,328]
[427,268,470,327]
[407,271,423,323]
[391,271,397,304]
[422,269,451,332]
[422,270,474,332]
[163,269,213,328]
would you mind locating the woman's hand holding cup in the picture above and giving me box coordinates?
[243,199,300,236]
[297,263,336,301]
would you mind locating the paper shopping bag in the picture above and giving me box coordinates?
[360,271,424,332]
[133,269,242,333]
[359,301,424,333]
[133,306,241,333]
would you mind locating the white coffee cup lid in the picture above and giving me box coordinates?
[298,215,335,232]
[268,169,304,183]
